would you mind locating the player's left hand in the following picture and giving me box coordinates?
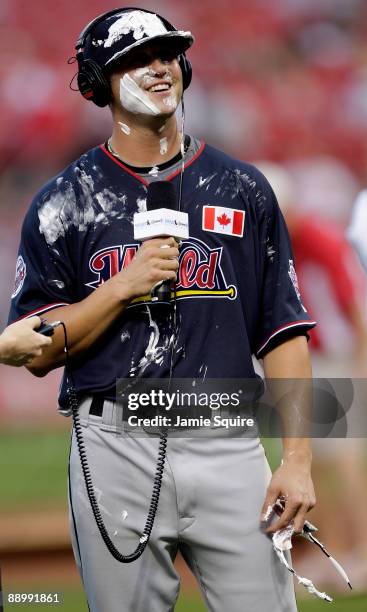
[260,456,316,534]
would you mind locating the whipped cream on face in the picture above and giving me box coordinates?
[162,92,178,110]
[120,73,160,115]
[119,66,179,117]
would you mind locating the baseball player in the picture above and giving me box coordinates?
[0,317,51,366]
[8,8,317,611]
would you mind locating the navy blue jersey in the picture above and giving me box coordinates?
[8,141,316,404]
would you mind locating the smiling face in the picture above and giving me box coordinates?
[109,42,183,119]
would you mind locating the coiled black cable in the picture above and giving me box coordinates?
[60,322,168,563]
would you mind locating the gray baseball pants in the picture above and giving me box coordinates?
[68,398,298,612]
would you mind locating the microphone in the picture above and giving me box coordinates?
[133,181,189,303]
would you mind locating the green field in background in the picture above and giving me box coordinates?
[0,429,71,511]
[2,588,366,611]
[0,428,281,510]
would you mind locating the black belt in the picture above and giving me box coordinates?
[89,396,105,416]
[87,396,164,430]
[88,396,154,421]
[88,396,130,421]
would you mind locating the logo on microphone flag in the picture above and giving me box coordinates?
[202,206,245,237]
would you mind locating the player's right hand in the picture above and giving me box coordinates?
[0,316,53,367]
[115,237,179,300]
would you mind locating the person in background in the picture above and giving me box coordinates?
[347,189,367,274]
[0,317,51,367]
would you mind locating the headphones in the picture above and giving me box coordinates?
[75,7,192,107]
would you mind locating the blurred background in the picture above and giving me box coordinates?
[1,0,367,610]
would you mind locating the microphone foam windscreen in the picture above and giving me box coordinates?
[146,181,177,211]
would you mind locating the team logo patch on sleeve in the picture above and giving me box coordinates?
[202,206,245,237]
[12,255,27,298]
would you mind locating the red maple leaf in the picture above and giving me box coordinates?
[217,213,231,228]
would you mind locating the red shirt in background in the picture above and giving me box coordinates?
[290,216,366,351]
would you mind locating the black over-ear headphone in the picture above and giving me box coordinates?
[75,7,192,107]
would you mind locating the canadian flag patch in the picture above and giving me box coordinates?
[202,206,245,237]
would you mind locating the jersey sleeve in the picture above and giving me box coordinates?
[8,194,75,323]
[254,175,316,359]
